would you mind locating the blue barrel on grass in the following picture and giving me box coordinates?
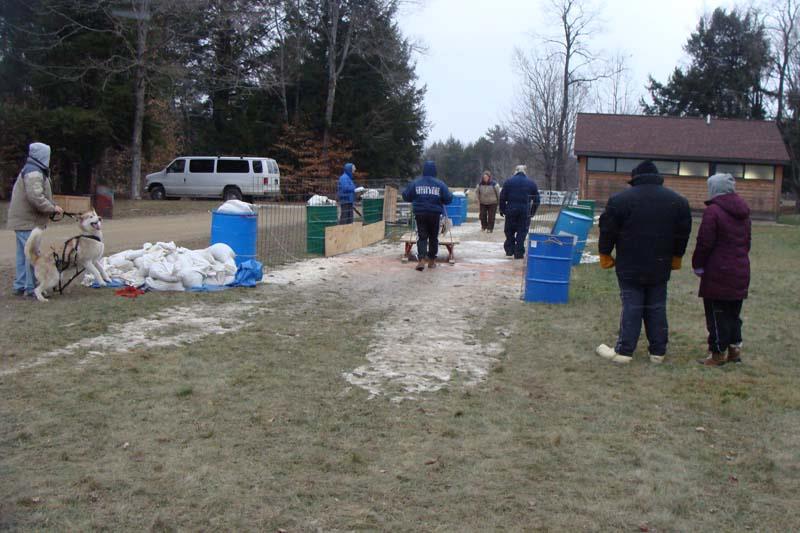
[524,234,576,304]
[553,210,594,266]
[211,210,258,265]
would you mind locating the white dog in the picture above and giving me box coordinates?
[24,210,112,301]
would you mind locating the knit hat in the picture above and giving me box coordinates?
[631,160,659,178]
[707,173,736,199]
[515,165,527,174]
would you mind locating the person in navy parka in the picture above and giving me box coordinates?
[402,161,453,271]
[499,165,539,259]
[338,163,358,224]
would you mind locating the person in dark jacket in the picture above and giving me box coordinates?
[499,165,539,259]
[338,163,358,224]
[692,173,751,367]
[402,161,453,271]
[596,160,692,364]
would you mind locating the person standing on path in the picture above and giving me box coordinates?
[476,170,501,232]
[692,173,752,367]
[402,161,453,271]
[6,142,63,296]
[596,160,692,364]
[337,162,359,225]
[499,165,539,259]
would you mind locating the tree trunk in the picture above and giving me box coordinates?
[555,51,570,192]
[322,1,340,157]
[129,8,148,200]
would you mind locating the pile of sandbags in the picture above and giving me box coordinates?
[84,242,238,291]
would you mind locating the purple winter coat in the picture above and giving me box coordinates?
[692,193,751,300]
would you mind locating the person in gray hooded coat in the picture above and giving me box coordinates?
[7,142,63,296]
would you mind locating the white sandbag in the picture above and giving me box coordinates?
[148,262,179,283]
[179,270,205,289]
[145,277,185,291]
[308,194,335,206]
[361,189,380,199]
[205,242,236,263]
[453,191,466,197]
[217,199,256,214]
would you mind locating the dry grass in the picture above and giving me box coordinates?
[1,223,799,531]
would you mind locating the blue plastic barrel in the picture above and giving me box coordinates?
[210,210,258,265]
[524,234,575,304]
[552,210,594,265]
[445,202,463,226]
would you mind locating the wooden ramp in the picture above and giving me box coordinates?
[324,221,386,257]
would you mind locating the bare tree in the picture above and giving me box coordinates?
[594,52,638,115]
[765,0,800,120]
[543,0,605,190]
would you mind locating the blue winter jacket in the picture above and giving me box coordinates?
[338,163,356,204]
[499,172,540,217]
[402,161,453,215]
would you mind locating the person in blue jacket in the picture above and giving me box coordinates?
[402,161,453,271]
[499,165,540,259]
[338,163,358,224]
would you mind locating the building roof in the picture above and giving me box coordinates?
[574,113,791,164]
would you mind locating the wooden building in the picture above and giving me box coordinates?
[574,113,790,219]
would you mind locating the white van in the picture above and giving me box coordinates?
[145,156,280,200]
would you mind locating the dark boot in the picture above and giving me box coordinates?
[415,260,426,271]
[697,351,726,367]
[427,258,437,269]
[727,345,742,364]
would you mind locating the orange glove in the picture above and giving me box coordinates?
[671,256,682,270]
[599,254,615,269]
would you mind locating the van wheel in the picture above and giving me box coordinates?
[150,185,165,200]
[223,187,242,201]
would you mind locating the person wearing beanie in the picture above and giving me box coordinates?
[475,170,501,232]
[692,173,751,367]
[402,161,453,271]
[6,142,64,297]
[596,159,692,364]
[337,162,359,224]
[498,164,539,259]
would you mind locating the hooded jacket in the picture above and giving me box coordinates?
[598,172,692,285]
[7,142,57,231]
[476,178,501,205]
[338,163,356,204]
[692,193,751,300]
[499,172,539,216]
[402,161,453,215]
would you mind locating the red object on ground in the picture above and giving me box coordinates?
[115,286,145,298]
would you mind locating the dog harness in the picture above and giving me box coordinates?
[52,234,103,294]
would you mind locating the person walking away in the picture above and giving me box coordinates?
[7,142,63,296]
[596,160,692,364]
[476,170,501,232]
[692,173,751,367]
[338,162,358,224]
[499,165,539,259]
[402,161,453,271]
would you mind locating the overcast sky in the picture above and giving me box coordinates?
[397,0,741,145]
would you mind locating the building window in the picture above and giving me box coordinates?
[615,158,643,173]
[189,159,215,173]
[679,161,709,177]
[744,164,774,181]
[216,159,250,173]
[715,163,744,178]
[587,157,615,172]
[653,160,679,175]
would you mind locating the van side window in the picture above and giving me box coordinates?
[167,159,185,173]
[189,159,214,173]
[216,159,249,173]
[252,160,263,173]
[269,160,279,174]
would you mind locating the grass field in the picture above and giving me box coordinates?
[1,222,799,530]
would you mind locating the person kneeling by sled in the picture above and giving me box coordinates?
[499,165,539,259]
[402,161,453,271]
[595,160,692,364]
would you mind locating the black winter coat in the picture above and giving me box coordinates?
[599,174,692,285]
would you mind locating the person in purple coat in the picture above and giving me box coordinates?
[692,173,752,367]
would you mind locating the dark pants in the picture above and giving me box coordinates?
[503,211,530,258]
[615,279,668,356]
[339,202,354,225]
[703,299,743,353]
[480,203,498,231]
[415,213,440,260]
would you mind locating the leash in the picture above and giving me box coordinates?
[49,211,81,222]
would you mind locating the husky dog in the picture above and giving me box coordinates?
[24,210,112,301]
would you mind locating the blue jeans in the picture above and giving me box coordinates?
[615,278,668,356]
[14,230,35,294]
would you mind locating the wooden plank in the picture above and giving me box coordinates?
[383,186,398,223]
[325,222,364,257]
[361,221,385,246]
[53,195,92,214]
[400,231,459,245]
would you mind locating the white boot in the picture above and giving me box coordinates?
[596,344,632,364]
